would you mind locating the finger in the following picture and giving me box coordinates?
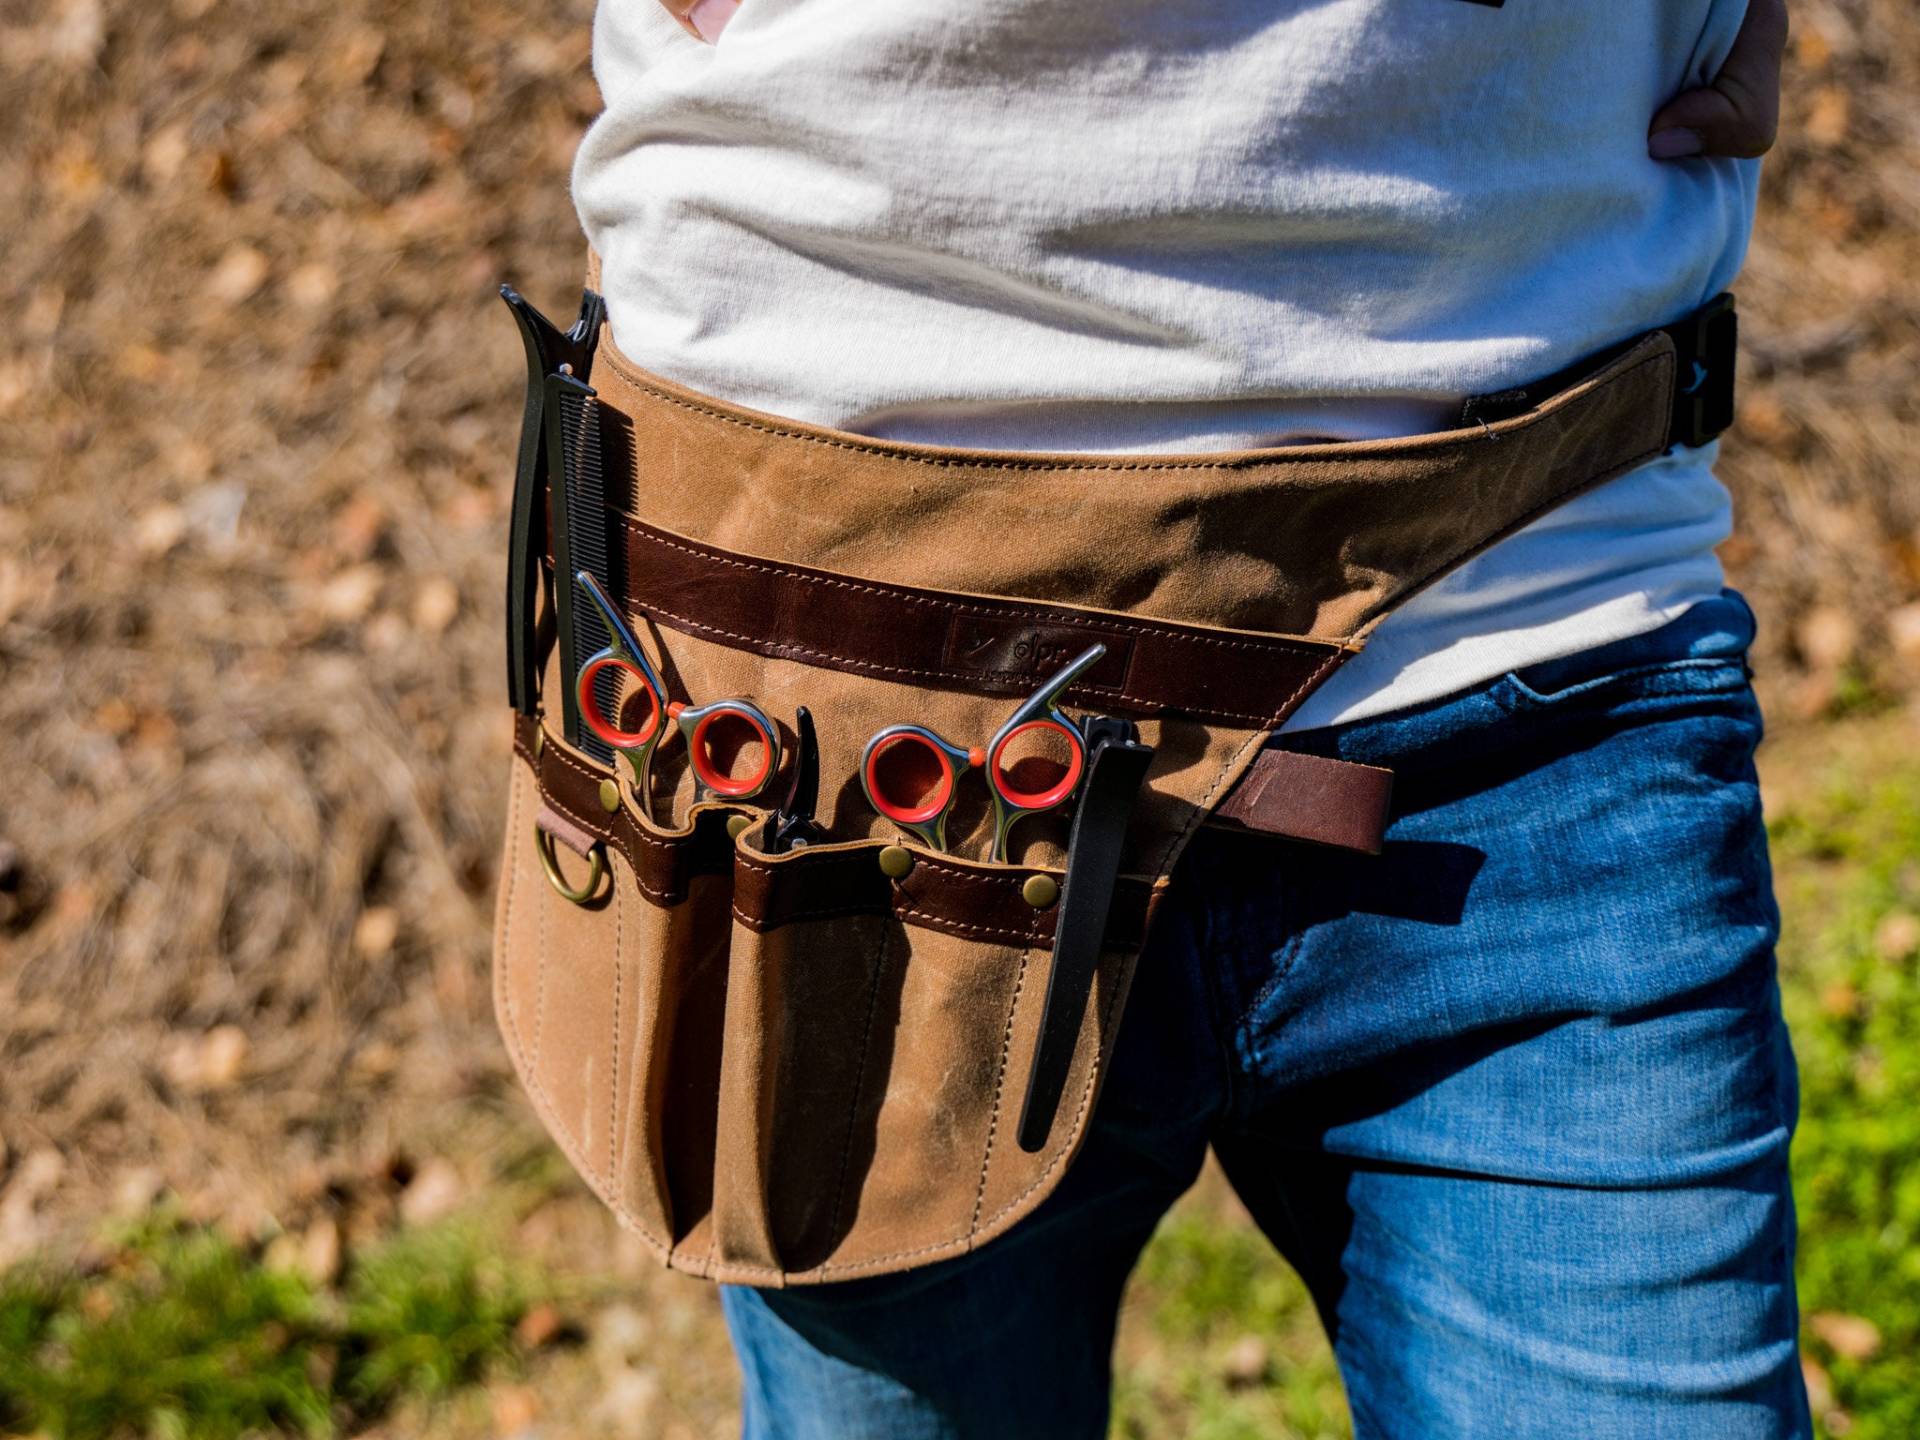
[1649,0,1789,160]
[657,0,740,43]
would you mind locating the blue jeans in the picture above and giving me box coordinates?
[722,591,1810,1439]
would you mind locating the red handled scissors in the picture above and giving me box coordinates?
[574,570,782,820]
[860,644,1107,861]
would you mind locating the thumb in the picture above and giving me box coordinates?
[1649,0,1789,160]
[659,0,741,43]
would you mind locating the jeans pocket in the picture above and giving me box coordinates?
[1498,594,1758,710]
[1499,652,1753,709]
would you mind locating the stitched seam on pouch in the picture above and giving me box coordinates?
[728,898,1062,948]
[735,846,1068,891]
[731,847,1094,945]
[498,762,526,1057]
[602,344,1655,475]
[713,946,1143,1281]
[974,947,1132,1234]
[970,944,1032,1237]
[893,906,1052,947]
[824,924,893,1247]
[509,1055,671,1252]
[533,825,550,1080]
[608,868,623,1189]
[694,947,1132,1280]
[896,860,1054,889]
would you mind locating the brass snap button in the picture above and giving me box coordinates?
[726,813,752,839]
[1021,874,1060,909]
[598,778,621,813]
[877,845,914,879]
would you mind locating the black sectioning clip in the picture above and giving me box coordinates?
[1015,715,1156,1154]
[500,284,606,719]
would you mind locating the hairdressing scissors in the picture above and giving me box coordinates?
[859,644,1106,861]
[574,570,782,820]
[767,706,828,854]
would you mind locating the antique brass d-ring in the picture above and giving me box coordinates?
[534,824,605,906]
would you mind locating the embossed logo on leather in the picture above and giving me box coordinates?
[942,616,1134,690]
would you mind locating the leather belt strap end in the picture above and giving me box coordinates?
[535,801,599,860]
[1208,748,1394,855]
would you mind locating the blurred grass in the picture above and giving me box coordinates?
[1768,723,1920,1439]
[0,1212,539,1440]
[1114,1209,1347,1440]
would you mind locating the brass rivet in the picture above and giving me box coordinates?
[878,845,914,880]
[598,778,621,813]
[726,813,751,839]
[533,728,546,757]
[1022,874,1060,909]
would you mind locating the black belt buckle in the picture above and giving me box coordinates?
[1667,292,1737,450]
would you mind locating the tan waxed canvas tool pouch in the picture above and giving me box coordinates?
[491,269,1737,1286]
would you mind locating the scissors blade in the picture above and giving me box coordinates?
[769,706,825,853]
[1016,718,1155,1152]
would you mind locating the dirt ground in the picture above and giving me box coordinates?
[1,0,1917,1428]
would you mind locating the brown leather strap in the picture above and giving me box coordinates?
[1207,748,1394,854]
[619,514,1349,729]
[732,842,1158,951]
[535,802,599,860]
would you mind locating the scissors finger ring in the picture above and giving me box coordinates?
[575,571,782,819]
[860,644,1106,862]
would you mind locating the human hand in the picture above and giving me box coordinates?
[659,0,740,43]
[1649,0,1788,160]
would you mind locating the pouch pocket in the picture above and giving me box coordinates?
[492,736,736,1261]
[703,834,1144,1285]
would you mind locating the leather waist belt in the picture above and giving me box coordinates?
[542,297,1735,858]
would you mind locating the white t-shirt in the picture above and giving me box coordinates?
[573,0,1759,730]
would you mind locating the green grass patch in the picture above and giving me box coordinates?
[0,1212,539,1440]
[1114,1209,1348,1440]
[1769,741,1920,1439]
[341,1221,533,1407]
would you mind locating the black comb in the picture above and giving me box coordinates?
[544,372,619,763]
[498,285,603,718]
